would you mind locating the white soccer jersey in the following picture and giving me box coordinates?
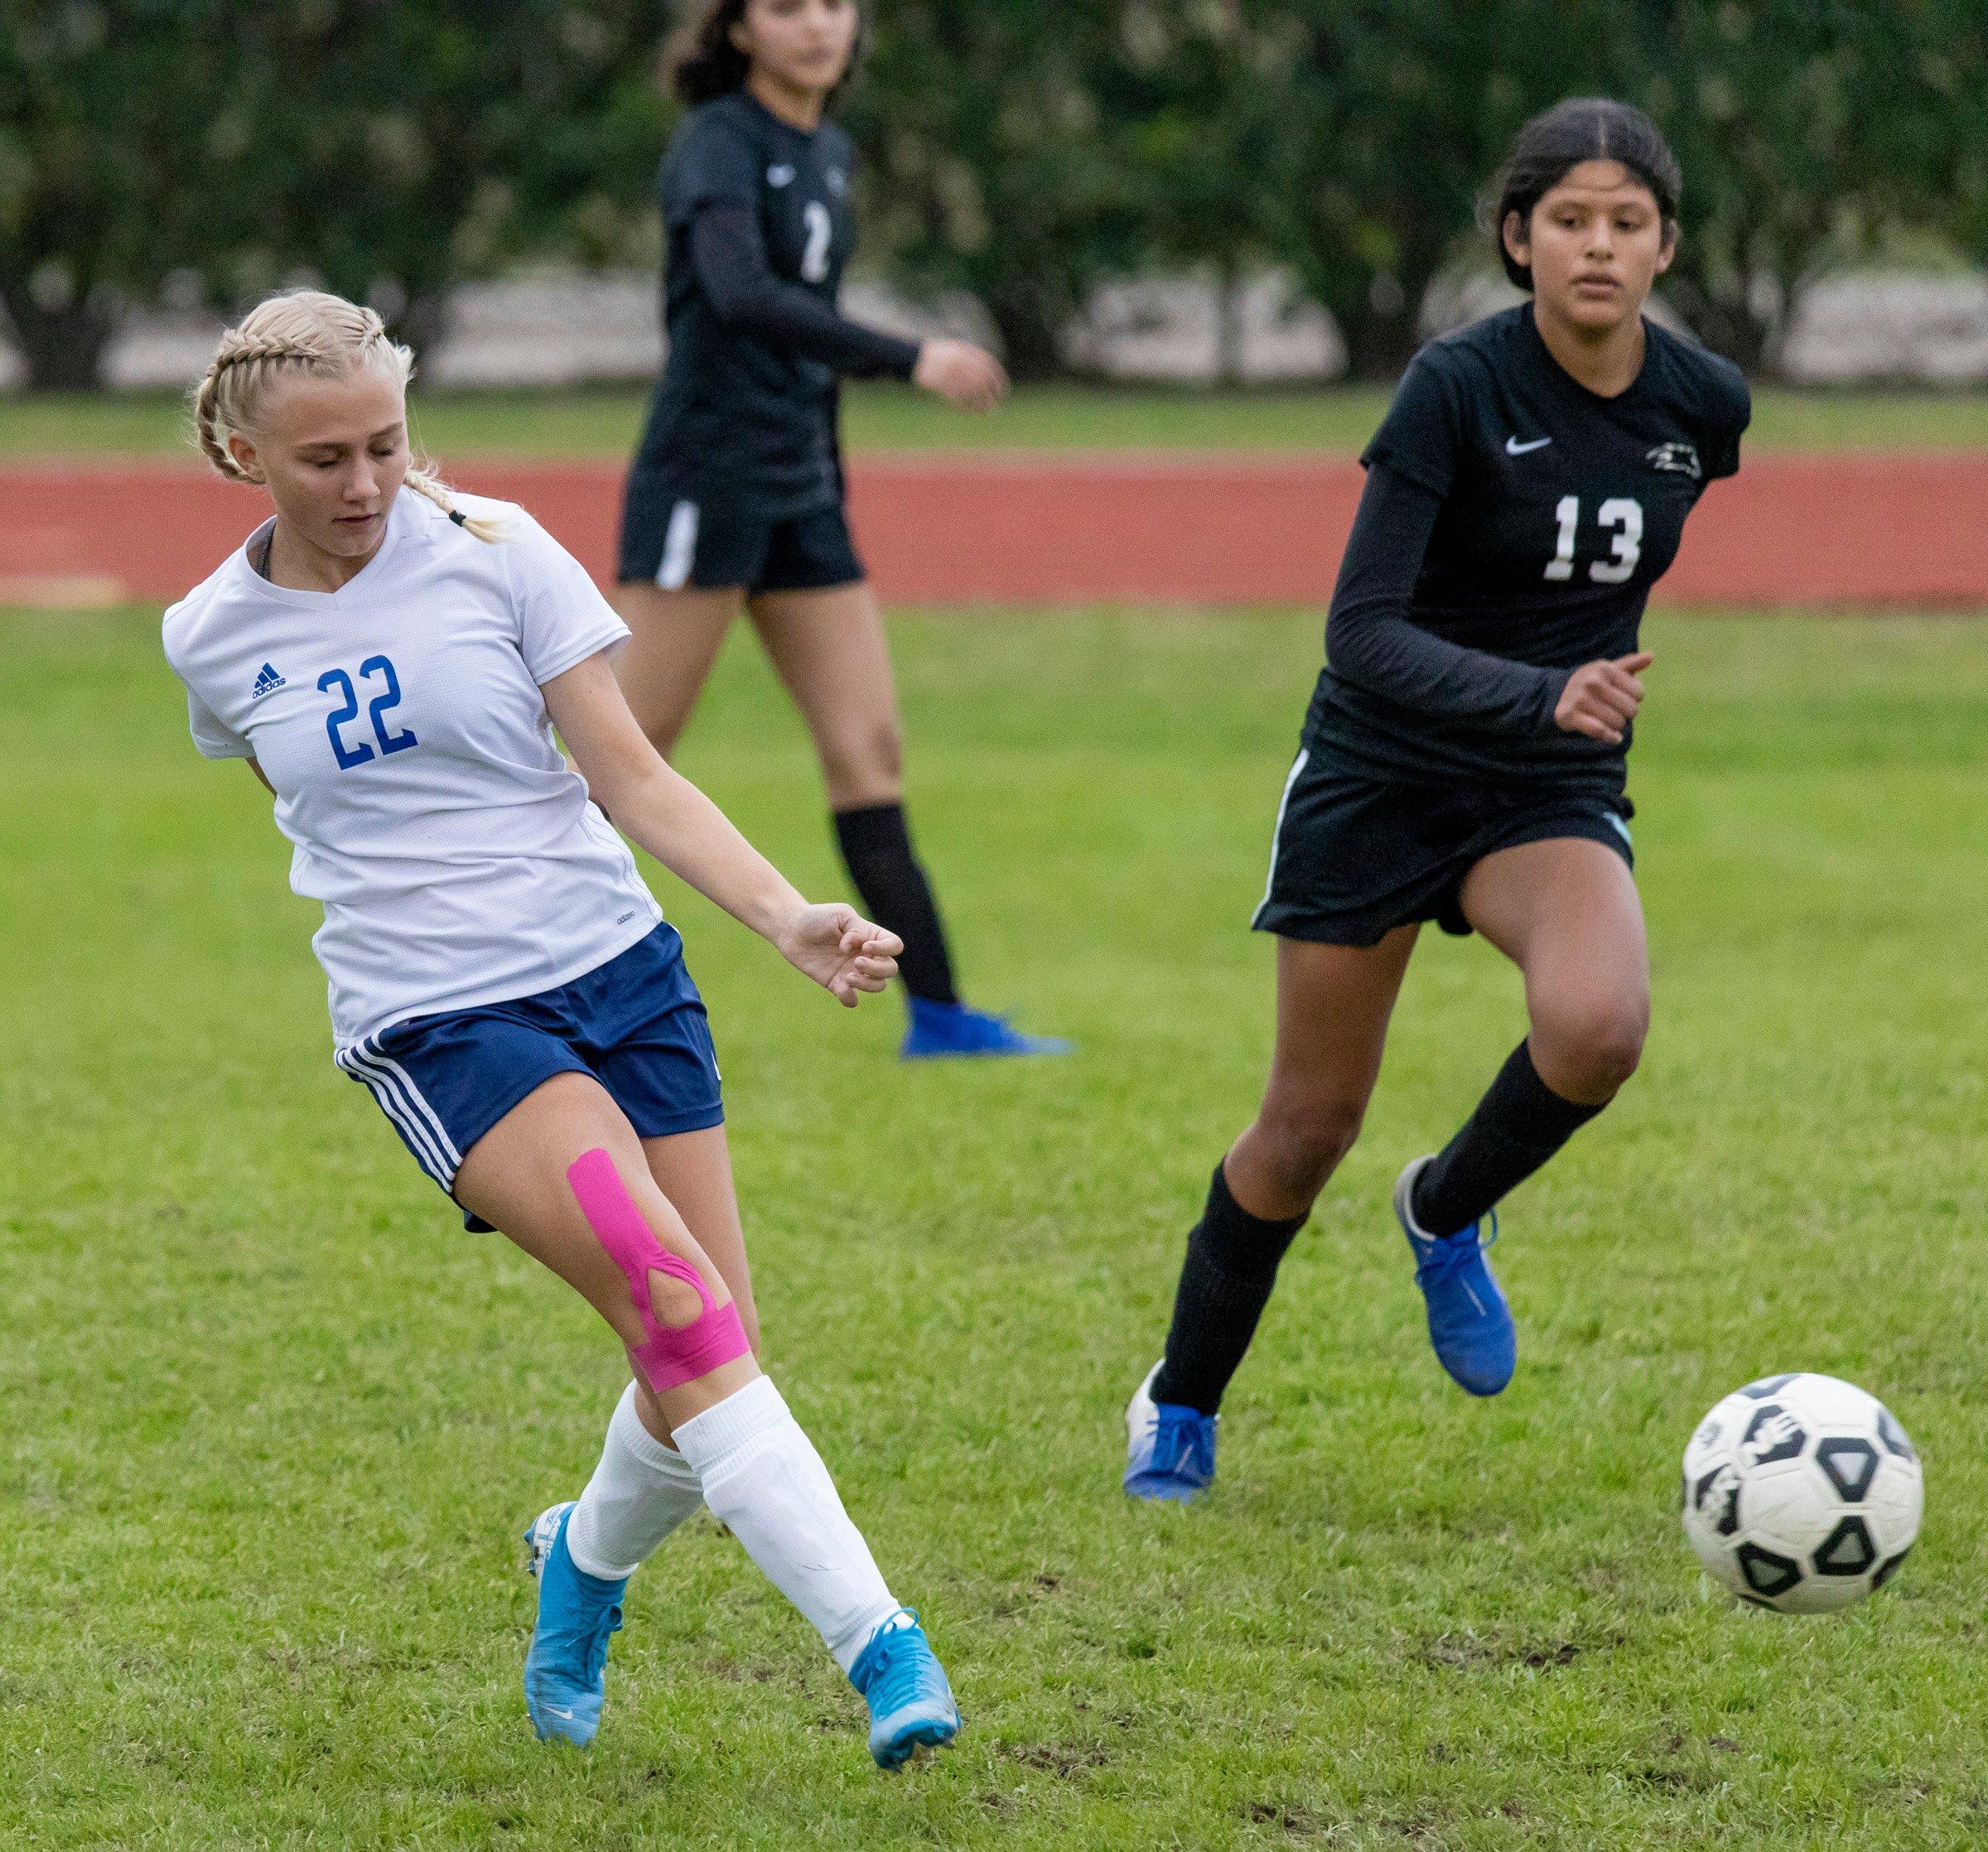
[162,487,663,1051]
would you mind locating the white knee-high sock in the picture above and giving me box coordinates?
[566,1382,707,1582]
[672,1376,902,1673]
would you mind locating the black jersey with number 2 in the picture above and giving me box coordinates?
[1305,306,1750,793]
[637,92,920,522]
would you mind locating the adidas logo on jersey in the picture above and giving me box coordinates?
[1647,441,1701,479]
[767,164,797,187]
[251,663,287,700]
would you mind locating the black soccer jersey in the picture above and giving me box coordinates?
[1305,305,1750,791]
[637,92,919,521]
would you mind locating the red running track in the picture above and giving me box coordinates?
[3,452,1986,609]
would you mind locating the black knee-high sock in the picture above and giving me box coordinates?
[1411,1039,1607,1238]
[832,803,959,1007]
[1151,1161,1310,1417]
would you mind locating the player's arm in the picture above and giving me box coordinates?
[1326,465,1569,732]
[1326,465,1648,741]
[673,120,1001,409]
[247,760,274,795]
[688,204,1005,411]
[689,200,924,379]
[541,651,900,1006]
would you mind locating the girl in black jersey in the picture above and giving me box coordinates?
[1125,100,1751,1502]
[614,0,1066,1060]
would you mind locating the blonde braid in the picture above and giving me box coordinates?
[189,289,511,543]
[192,362,248,480]
[193,328,335,482]
[404,461,514,543]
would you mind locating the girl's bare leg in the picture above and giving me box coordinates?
[748,581,904,809]
[610,582,741,760]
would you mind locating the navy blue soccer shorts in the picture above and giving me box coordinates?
[335,923,723,1229]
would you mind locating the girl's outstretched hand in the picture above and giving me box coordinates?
[775,903,903,1007]
[913,338,1008,412]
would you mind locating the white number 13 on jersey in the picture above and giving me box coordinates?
[1545,495,1643,583]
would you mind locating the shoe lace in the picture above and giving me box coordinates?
[1421,1208,1500,1277]
[861,1615,936,1713]
[1156,1405,1215,1481]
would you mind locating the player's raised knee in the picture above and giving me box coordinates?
[1536,1000,1647,1100]
[566,1147,750,1392]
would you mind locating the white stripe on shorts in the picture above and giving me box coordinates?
[1252,747,1310,925]
[340,1043,456,1188]
[358,1035,464,1171]
[656,499,700,591]
[338,1048,450,1187]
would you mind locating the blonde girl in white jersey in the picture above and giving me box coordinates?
[162,290,960,1766]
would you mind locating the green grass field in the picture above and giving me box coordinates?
[8,380,1988,458]
[3,604,1986,1847]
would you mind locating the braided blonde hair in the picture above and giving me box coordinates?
[191,289,509,543]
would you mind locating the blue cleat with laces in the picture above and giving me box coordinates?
[900,998,1072,1060]
[523,1501,626,1748]
[1394,1157,1516,1397]
[1122,1362,1218,1502]
[847,1612,960,1768]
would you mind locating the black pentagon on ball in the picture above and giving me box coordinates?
[1736,1543,1804,1598]
[1741,1403,1807,1467]
[1876,1406,1918,1462]
[1813,1516,1877,1577]
[1815,1435,1880,1502]
[1737,1374,1798,1401]
[1872,1546,1913,1592]
[1692,1465,1742,1537]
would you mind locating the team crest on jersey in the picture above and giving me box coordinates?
[827,168,848,196]
[1646,441,1701,480]
[767,164,797,188]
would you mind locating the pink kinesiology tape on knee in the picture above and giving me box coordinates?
[567,1148,751,1393]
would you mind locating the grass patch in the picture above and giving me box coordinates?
[2,606,1985,1846]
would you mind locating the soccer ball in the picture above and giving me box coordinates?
[1680,1372,1923,1613]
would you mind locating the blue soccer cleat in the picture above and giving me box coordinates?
[1123,1361,1218,1503]
[523,1501,626,1748]
[900,998,1072,1060]
[847,1612,960,1768]
[1394,1157,1516,1397]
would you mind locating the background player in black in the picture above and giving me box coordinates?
[613,0,1067,1060]
[1124,99,1750,1502]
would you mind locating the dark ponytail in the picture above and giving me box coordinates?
[1493,98,1682,291]
[670,0,753,107]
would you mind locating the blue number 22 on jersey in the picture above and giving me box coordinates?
[320,655,417,769]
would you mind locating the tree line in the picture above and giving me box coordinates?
[2,0,1981,391]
